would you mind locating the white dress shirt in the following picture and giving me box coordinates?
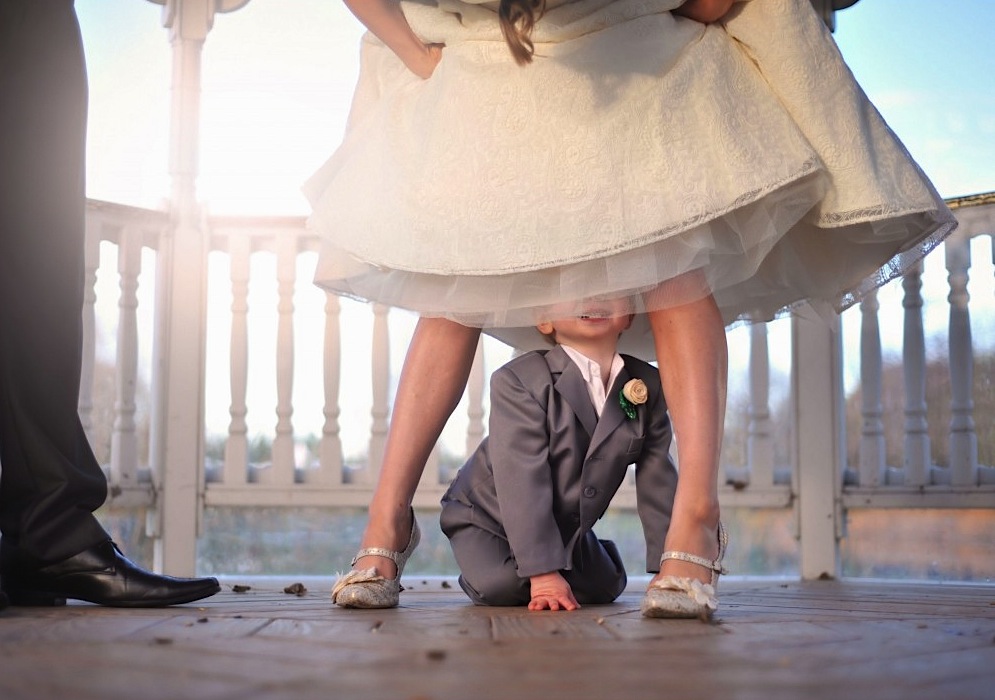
[560,344,624,417]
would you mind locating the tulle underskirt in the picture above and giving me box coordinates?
[316,173,950,355]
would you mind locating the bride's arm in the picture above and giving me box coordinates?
[343,0,443,78]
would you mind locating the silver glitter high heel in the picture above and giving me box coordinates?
[641,522,728,621]
[332,510,421,609]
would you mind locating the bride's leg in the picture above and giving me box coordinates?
[645,275,727,584]
[353,316,481,579]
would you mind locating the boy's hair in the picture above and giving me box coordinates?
[499,0,546,65]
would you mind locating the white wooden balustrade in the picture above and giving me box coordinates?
[83,200,170,508]
[841,193,995,508]
[81,194,995,576]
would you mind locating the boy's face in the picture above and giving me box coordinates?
[536,298,634,347]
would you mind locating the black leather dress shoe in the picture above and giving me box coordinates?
[0,540,220,607]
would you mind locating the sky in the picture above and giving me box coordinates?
[74,0,995,462]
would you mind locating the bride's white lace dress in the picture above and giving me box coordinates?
[304,0,955,356]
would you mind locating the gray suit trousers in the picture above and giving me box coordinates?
[447,523,627,606]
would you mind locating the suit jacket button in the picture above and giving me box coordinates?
[583,486,596,498]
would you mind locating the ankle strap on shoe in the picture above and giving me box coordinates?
[351,547,400,566]
[660,550,726,575]
[659,522,729,575]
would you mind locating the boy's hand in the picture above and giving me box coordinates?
[528,572,580,611]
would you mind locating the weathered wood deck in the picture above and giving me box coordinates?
[2,578,993,700]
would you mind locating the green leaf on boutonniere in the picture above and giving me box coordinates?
[619,391,637,420]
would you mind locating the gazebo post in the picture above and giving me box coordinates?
[792,306,844,580]
[146,0,251,575]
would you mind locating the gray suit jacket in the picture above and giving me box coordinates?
[441,345,678,578]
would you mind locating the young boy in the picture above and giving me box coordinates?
[440,299,678,610]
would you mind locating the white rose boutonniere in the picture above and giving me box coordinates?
[619,378,648,420]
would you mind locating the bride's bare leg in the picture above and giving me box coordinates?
[645,275,727,584]
[353,316,481,578]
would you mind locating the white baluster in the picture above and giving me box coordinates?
[465,338,486,457]
[858,289,886,487]
[267,238,296,484]
[946,235,978,486]
[902,264,930,486]
[746,320,775,488]
[316,291,344,484]
[110,232,142,485]
[367,303,391,483]
[223,235,250,486]
[79,217,100,438]
[420,442,441,489]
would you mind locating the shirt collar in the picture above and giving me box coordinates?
[560,345,624,417]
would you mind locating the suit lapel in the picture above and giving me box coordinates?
[547,346,598,438]
[587,365,632,458]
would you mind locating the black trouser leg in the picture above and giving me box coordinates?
[0,0,110,564]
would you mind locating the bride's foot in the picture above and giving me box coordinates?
[332,508,420,609]
[352,508,415,580]
[642,521,728,621]
[655,517,721,582]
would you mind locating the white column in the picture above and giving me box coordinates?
[80,213,101,438]
[367,303,390,482]
[746,320,774,488]
[792,306,842,580]
[858,289,885,487]
[146,0,257,573]
[946,234,978,486]
[110,230,143,486]
[149,0,211,575]
[223,234,250,487]
[266,235,297,484]
[902,264,930,486]
[315,292,343,484]
[465,338,486,457]
[421,443,441,489]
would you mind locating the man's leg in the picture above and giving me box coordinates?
[0,0,219,607]
[0,0,110,563]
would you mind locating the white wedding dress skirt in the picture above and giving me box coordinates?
[304,0,955,356]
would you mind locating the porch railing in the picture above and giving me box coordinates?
[82,193,995,576]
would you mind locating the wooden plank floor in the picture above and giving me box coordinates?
[2,578,994,700]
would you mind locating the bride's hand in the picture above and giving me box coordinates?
[342,1,444,80]
[675,0,736,23]
[405,42,444,79]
